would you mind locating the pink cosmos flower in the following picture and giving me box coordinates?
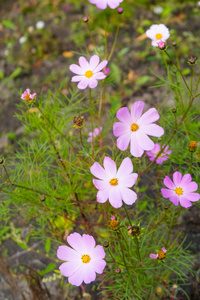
[113,101,164,157]
[161,172,200,208]
[146,143,172,164]
[21,89,37,102]
[88,0,124,10]
[87,127,102,143]
[90,156,138,208]
[57,232,106,286]
[69,55,108,90]
[150,247,167,259]
[146,24,170,47]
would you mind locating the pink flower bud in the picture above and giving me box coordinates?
[158,41,165,50]
[83,17,88,23]
[104,68,110,75]
[110,215,116,220]
[118,7,123,14]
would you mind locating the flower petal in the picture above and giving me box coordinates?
[57,245,80,261]
[92,245,106,260]
[97,189,109,203]
[82,234,96,252]
[90,259,106,274]
[138,108,160,126]
[67,232,86,253]
[71,75,84,82]
[179,197,192,208]
[93,72,106,80]
[119,186,137,205]
[79,56,90,72]
[93,60,108,73]
[130,134,144,157]
[93,179,109,190]
[90,162,109,180]
[184,192,200,202]
[88,77,98,89]
[59,261,82,278]
[82,263,96,284]
[136,131,154,151]
[113,122,130,137]
[116,107,132,125]
[142,124,164,137]
[109,187,122,208]
[77,78,89,89]
[130,101,145,122]
[118,173,138,188]
[103,157,117,178]
[89,55,100,70]
[183,181,198,193]
[161,188,175,199]
[68,265,84,286]
[116,132,131,151]
[173,171,182,186]
[169,195,179,206]
[163,176,175,189]
[69,64,84,75]
[150,253,157,259]
[116,157,133,177]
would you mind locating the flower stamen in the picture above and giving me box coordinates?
[156,33,162,40]
[85,70,93,78]
[109,178,118,186]
[25,94,31,101]
[174,187,183,195]
[81,254,91,264]
[131,123,139,132]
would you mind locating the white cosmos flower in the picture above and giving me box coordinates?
[146,24,170,47]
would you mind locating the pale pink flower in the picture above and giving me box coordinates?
[146,143,172,164]
[69,55,108,89]
[88,0,123,10]
[150,247,167,259]
[161,172,200,208]
[90,156,138,208]
[113,101,164,157]
[21,89,37,102]
[87,127,102,143]
[146,24,170,47]
[57,232,106,286]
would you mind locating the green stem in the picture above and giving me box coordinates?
[134,237,142,262]
[104,11,107,59]
[108,23,120,61]
[164,50,192,95]
[79,127,84,148]
[189,152,193,174]
[122,202,132,226]
[86,23,101,57]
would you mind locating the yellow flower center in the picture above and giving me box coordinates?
[109,178,118,186]
[81,254,91,264]
[189,141,197,149]
[85,70,93,78]
[156,33,162,40]
[174,187,183,195]
[25,94,31,101]
[110,220,118,228]
[157,250,165,259]
[131,123,139,132]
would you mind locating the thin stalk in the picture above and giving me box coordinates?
[108,23,120,61]
[86,22,101,57]
[164,50,192,95]
[79,127,84,148]
[3,165,11,183]
[104,11,108,59]
[36,105,79,155]
[122,202,132,226]
[189,152,193,174]
[134,237,142,262]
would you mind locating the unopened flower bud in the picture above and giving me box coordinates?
[172,42,177,47]
[171,108,177,114]
[40,195,45,201]
[188,57,197,65]
[103,241,109,248]
[0,158,4,164]
[127,225,140,236]
[115,268,121,273]
[189,141,197,152]
[83,17,88,23]
[158,41,165,50]
[104,68,110,75]
[110,215,116,221]
[118,7,123,14]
